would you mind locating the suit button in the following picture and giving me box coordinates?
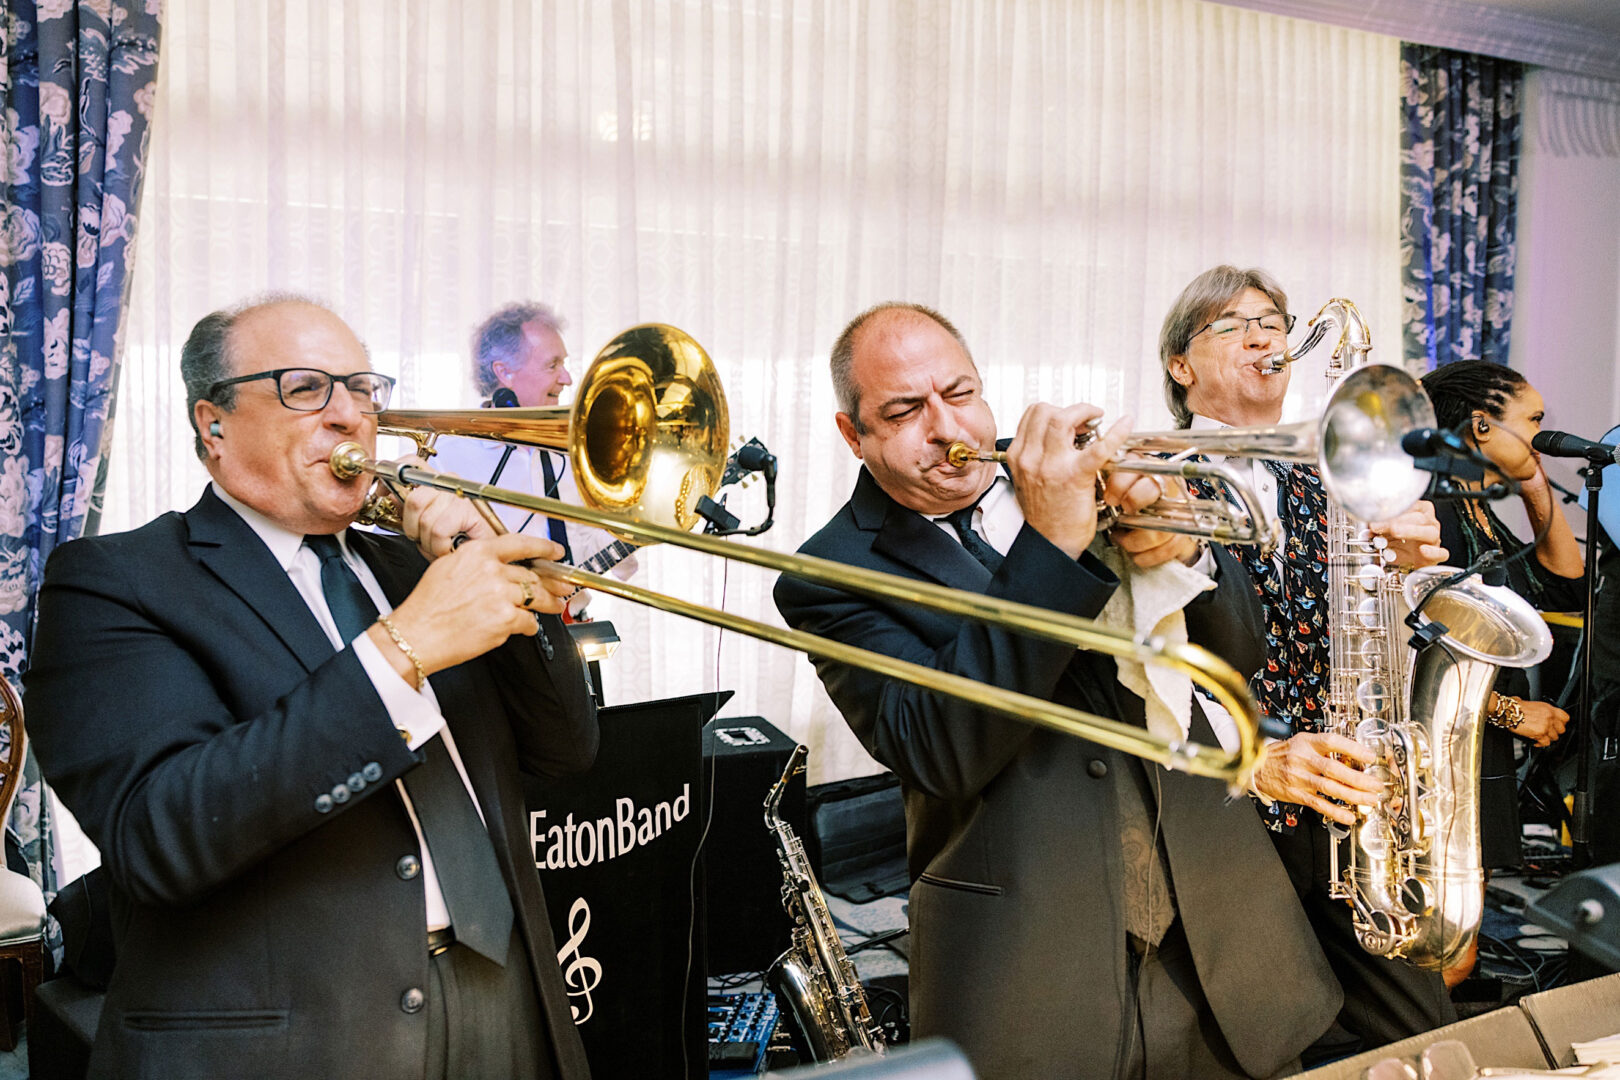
[537,627,555,660]
[400,987,425,1014]
[396,855,421,880]
[314,793,334,814]
[363,761,383,782]
[1087,759,1108,779]
[331,784,351,804]
[347,772,366,793]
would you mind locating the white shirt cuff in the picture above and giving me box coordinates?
[352,632,446,750]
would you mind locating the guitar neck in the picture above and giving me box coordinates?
[578,539,637,577]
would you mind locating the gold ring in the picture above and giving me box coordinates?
[519,580,535,608]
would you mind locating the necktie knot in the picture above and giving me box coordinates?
[942,504,1003,573]
[307,532,345,563]
[943,505,976,533]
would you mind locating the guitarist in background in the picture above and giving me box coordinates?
[432,302,638,619]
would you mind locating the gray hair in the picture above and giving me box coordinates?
[180,291,334,462]
[471,302,566,398]
[829,302,973,435]
[1159,265,1289,428]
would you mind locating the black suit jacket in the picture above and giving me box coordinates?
[773,468,1340,1080]
[25,488,598,1080]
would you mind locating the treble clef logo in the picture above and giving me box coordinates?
[555,897,602,1025]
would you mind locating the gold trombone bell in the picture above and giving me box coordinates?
[375,323,730,535]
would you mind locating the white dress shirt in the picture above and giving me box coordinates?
[213,482,484,932]
[428,437,637,580]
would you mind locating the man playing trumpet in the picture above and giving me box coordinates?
[1161,265,1455,1060]
[775,301,1340,1080]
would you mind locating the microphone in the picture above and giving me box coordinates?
[1532,429,1620,465]
[1401,427,1472,459]
[1401,426,1490,484]
[733,442,778,479]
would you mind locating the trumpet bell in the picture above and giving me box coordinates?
[1319,363,1437,523]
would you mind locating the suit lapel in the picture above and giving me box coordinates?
[854,469,992,589]
[185,489,335,674]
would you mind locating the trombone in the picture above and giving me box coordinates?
[335,324,1263,790]
[945,362,1438,554]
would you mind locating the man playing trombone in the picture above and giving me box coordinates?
[775,301,1341,1080]
[25,296,598,1080]
[1160,265,1454,1061]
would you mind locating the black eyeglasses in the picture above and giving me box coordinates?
[207,368,396,414]
[1192,313,1297,341]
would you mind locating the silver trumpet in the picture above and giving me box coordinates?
[945,362,1437,557]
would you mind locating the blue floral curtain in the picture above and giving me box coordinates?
[0,0,162,930]
[1400,43,1524,370]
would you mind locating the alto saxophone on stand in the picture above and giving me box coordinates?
[764,745,886,1062]
[1300,300,1551,970]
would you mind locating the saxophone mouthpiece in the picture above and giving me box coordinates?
[1256,351,1293,376]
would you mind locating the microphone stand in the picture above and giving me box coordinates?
[1573,460,1607,866]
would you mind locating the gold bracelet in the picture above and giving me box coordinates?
[1488,694,1526,732]
[377,614,427,689]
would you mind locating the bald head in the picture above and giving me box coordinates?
[830,302,975,435]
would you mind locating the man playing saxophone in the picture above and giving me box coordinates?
[1160,265,1454,1062]
[775,301,1341,1080]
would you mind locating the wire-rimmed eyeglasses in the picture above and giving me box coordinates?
[1192,313,1297,341]
[207,368,396,414]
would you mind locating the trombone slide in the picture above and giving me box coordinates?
[330,444,1264,791]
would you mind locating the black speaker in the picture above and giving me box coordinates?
[702,717,806,976]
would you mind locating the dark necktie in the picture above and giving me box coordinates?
[303,533,515,965]
[537,452,574,563]
[306,533,378,643]
[942,504,1004,573]
[400,737,515,965]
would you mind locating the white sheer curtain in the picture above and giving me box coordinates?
[110,0,1400,783]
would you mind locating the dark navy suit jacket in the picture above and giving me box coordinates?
[774,467,1340,1079]
[26,487,597,1080]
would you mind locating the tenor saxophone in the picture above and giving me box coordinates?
[1305,300,1552,969]
[763,745,886,1061]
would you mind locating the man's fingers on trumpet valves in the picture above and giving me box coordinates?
[1003,404,1126,560]
[1105,467,1205,568]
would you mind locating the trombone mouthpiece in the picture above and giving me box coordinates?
[330,441,369,479]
